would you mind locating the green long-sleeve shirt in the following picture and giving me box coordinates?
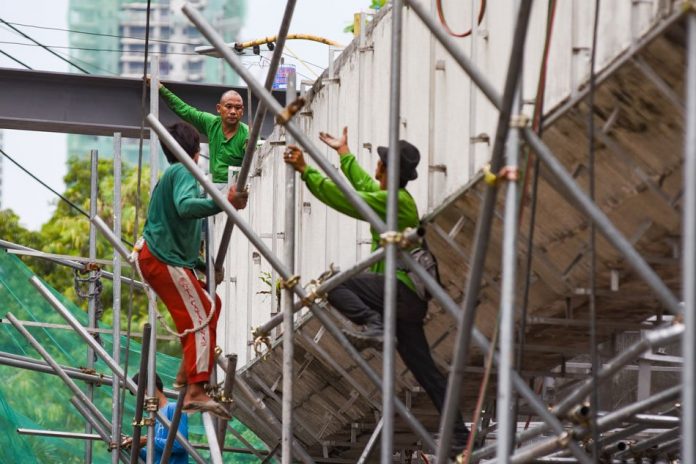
[160,86,249,183]
[143,163,221,268]
[301,153,419,291]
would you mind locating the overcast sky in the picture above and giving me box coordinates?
[0,0,366,230]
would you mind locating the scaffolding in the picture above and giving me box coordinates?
[0,0,693,463]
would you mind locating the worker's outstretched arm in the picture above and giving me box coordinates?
[159,85,216,135]
[320,127,380,192]
[301,165,388,221]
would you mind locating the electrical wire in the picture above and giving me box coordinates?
[0,40,201,56]
[436,0,486,38]
[0,18,90,74]
[0,48,32,69]
[588,0,601,460]
[3,20,198,46]
[0,147,88,218]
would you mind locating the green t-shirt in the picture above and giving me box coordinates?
[160,86,249,183]
[301,153,419,291]
[143,163,221,268]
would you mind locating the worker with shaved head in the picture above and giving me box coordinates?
[150,80,249,185]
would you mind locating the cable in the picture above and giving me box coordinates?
[587,0,601,460]
[52,48,119,76]
[0,147,88,218]
[4,20,198,46]
[0,40,201,56]
[436,0,486,38]
[0,18,90,74]
[0,48,32,69]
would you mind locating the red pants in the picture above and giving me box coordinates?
[138,242,220,384]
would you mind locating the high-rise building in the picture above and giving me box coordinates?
[67,0,246,163]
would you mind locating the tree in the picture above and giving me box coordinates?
[1,157,179,355]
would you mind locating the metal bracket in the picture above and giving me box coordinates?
[132,417,155,427]
[144,396,159,412]
[510,113,530,128]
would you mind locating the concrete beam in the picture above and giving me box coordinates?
[0,67,284,139]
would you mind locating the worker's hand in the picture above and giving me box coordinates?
[120,436,133,448]
[283,145,307,174]
[144,74,163,89]
[227,185,248,210]
[214,267,225,285]
[319,126,350,156]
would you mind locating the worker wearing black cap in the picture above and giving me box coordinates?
[283,127,470,458]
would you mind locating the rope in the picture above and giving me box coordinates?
[435,0,487,38]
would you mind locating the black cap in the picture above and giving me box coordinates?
[131,372,164,393]
[376,140,420,185]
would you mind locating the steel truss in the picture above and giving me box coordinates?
[1,1,692,463]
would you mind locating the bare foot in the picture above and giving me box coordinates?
[183,382,212,405]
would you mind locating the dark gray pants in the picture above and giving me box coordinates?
[327,273,469,439]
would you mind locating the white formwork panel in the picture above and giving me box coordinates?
[216,0,672,366]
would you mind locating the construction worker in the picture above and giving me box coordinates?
[148,78,249,185]
[137,122,247,419]
[283,127,470,457]
[122,372,189,464]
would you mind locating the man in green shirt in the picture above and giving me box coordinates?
[151,80,249,184]
[283,128,470,457]
[138,122,247,419]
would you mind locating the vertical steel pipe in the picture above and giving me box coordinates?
[215,353,237,444]
[434,1,533,460]
[282,68,298,464]
[382,1,402,461]
[146,56,160,464]
[130,324,152,464]
[497,10,523,461]
[112,132,123,464]
[214,0,298,268]
[86,147,99,464]
[683,10,696,464]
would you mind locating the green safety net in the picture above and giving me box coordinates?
[0,249,267,463]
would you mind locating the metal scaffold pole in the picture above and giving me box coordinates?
[281,67,298,464]
[381,0,402,461]
[145,55,160,464]
[432,0,533,460]
[682,8,696,464]
[112,132,123,464]
[214,0,298,269]
[498,1,523,459]
[86,147,99,464]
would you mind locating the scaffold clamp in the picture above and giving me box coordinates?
[280,274,300,289]
[276,97,306,125]
[144,396,159,412]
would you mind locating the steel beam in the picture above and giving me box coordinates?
[0,67,283,138]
